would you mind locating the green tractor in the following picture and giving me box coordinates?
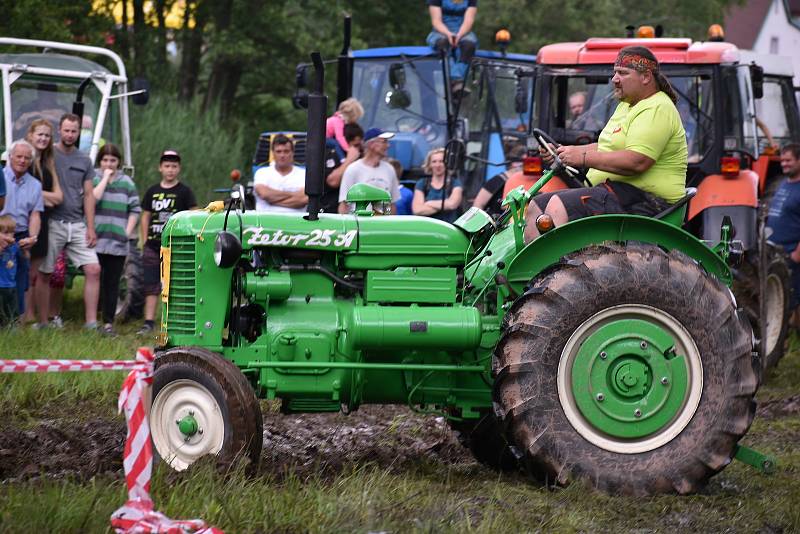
[150,55,767,495]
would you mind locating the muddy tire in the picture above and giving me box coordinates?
[116,239,144,322]
[733,245,791,370]
[151,346,262,471]
[493,244,758,495]
[449,410,519,471]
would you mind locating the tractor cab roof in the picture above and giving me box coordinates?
[353,46,536,63]
[537,38,741,66]
[0,52,112,75]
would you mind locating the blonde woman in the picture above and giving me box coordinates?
[412,147,463,222]
[326,97,364,153]
[22,119,62,323]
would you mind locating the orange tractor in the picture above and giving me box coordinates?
[516,28,800,369]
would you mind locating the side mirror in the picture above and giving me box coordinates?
[445,138,466,172]
[384,89,411,109]
[388,63,406,90]
[293,88,309,109]
[131,77,150,106]
[750,63,764,100]
[514,78,529,114]
[296,64,309,89]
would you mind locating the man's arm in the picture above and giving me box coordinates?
[557,145,654,176]
[327,146,360,188]
[83,179,97,247]
[19,211,41,249]
[255,184,307,208]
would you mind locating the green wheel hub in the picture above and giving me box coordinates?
[572,319,688,439]
[558,305,703,454]
[177,413,199,437]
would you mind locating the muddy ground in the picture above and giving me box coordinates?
[3,394,799,484]
[0,405,471,483]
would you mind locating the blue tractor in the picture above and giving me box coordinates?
[249,18,536,206]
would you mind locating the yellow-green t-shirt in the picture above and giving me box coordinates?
[587,91,687,203]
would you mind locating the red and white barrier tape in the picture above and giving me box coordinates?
[2,348,222,534]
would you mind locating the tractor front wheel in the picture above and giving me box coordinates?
[493,244,758,495]
[151,347,263,471]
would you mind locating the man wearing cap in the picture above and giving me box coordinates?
[138,149,197,334]
[254,134,307,213]
[338,128,401,214]
[35,113,101,330]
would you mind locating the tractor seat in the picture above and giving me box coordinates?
[654,187,697,227]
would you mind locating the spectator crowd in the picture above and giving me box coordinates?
[0,111,195,336]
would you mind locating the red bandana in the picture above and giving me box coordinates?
[615,54,658,73]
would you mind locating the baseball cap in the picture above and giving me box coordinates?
[159,149,181,163]
[363,128,395,143]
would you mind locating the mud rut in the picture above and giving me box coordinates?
[0,406,473,482]
[4,397,799,484]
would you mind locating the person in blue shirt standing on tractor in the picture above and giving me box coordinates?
[427,0,478,96]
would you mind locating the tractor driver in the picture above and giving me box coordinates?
[526,46,687,242]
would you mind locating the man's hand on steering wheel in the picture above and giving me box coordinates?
[555,145,588,169]
[532,128,591,187]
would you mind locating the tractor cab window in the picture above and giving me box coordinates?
[458,61,533,191]
[721,66,759,157]
[755,76,800,150]
[351,56,448,149]
[544,68,715,164]
[9,74,102,149]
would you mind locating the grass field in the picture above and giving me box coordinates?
[1,288,799,533]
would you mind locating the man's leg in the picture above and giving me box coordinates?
[64,222,100,328]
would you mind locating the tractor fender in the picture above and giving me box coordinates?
[505,214,731,294]
[687,170,758,220]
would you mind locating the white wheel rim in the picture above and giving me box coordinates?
[150,379,225,471]
[763,273,785,356]
[557,304,704,454]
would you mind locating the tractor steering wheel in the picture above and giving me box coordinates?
[532,128,592,187]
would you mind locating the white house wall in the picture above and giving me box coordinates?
[752,0,800,86]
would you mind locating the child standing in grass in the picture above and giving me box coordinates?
[0,215,24,325]
[138,150,197,335]
[92,143,141,337]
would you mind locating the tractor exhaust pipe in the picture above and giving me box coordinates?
[336,15,353,106]
[304,51,327,221]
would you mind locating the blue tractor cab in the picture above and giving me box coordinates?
[252,19,536,200]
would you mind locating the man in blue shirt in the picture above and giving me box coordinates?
[1,140,43,315]
[766,143,800,307]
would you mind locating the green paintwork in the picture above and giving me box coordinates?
[453,207,495,235]
[658,203,687,228]
[504,214,733,292]
[734,444,777,474]
[571,319,688,438]
[177,414,199,437]
[365,267,457,303]
[160,181,734,422]
[344,183,392,211]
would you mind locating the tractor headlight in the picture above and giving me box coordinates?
[214,231,242,268]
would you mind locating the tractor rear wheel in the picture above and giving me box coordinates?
[151,347,263,471]
[493,244,758,495]
[448,410,519,471]
[733,244,791,370]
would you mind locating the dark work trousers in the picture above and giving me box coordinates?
[98,253,126,325]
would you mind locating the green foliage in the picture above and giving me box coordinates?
[129,95,248,203]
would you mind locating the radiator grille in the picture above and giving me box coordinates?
[166,236,196,335]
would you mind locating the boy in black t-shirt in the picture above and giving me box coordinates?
[137,150,197,335]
